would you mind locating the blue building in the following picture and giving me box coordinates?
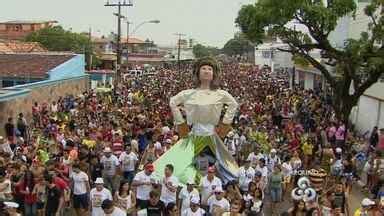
[0,53,85,87]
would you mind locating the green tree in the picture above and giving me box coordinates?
[236,0,384,124]
[25,26,94,68]
[222,33,254,56]
[193,44,220,58]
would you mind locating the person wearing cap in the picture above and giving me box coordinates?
[267,148,281,173]
[90,177,113,216]
[237,158,255,193]
[3,201,20,216]
[101,199,126,216]
[119,145,138,183]
[181,196,206,216]
[353,198,376,216]
[178,178,200,214]
[207,186,230,215]
[132,163,155,209]
[160,164,179,207]
[70,163,90,216]
[199,166,223,209]
[100,147,120,194]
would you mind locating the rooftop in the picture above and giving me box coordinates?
[0,53,74,79]
[0,20,58,24]
[0,40,47,54]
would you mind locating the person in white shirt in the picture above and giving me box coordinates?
[281,156,293,196]
[199,166,222,208]
[237,159,255,192]
[0,136,13,159]
[132,163,155,209]
[178,179,200,214]
[160,164,179,206]
[101,147,120,193]
[267,149,281,172]
[255,158,268,187]
[90,178,113,216]
[247,147,266,168]
[70,164,90,216]
[207,186,230,215]
[224,131,238,157]
[181,196,206,216]
[119,145,138,183]
[101,199,126,216]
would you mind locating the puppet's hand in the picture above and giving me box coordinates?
[216,123,232,139]
[177,123,189,138]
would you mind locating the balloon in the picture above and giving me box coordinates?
[303,188,317,202]
[291,188,304,201]
[297,177,311,189]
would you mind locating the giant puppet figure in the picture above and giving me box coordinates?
[152,57,239,184]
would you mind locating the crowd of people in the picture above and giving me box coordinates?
[0,59,383,216]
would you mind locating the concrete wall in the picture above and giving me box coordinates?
[0,75,89,135]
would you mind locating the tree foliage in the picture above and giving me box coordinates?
[192,44,221,58]
[236,0,384,123]
[222,33,254,56]
[25,26,92,54]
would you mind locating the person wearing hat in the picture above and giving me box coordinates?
[100,147,120,194]
[267,148,281,173]
[199,166,223,208]
[178,178,200,214]
[132,163,155,209]
[90,177,112,216]
[238,158,255,193]
[3,201,20,216]
[207,186,230,215]
[353,198,376,216]
[181,196,206,216]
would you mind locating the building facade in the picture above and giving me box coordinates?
[254,42,293,73]
[0,20,57,40]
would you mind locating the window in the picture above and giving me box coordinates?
[262,51,271,59]
[13,25,21,31]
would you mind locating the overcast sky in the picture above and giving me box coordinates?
[1,0,255,48]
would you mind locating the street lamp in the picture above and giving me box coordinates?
[130,20,160,36]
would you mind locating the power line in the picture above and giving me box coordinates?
[105,0,133,86]
[174,33,186,73]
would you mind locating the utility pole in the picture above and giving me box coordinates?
[174,33,186,73]
[88,27,93,71]
[105,0,133,87]
[126,21,131,69]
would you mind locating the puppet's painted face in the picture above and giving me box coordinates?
[199,65,214,83]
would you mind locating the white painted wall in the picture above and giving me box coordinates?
[354,96,379,133]
[304,73,314,90]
